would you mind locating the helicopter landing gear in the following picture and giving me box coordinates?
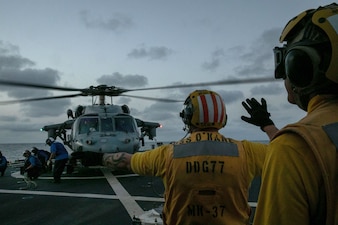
[66,164,74,174]
[66,158,76,174]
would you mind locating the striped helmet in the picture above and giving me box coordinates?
[180,90,227,130]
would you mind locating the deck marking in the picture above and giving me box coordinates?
[0,188,257,207]
[0,189,165,202]
[11,171,138,180]
[0,189,120,199]
[8,170,257,211]
[101,168,145,218]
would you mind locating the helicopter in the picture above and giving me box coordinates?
[39,85,165,156]
[0,77,276,167]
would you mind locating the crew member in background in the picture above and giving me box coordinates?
[241,3,338,224]
[46,137,69,183]
[74,89,268,225]
[31,147,51,173]
[0,151,8,176]
[21,150,42,190]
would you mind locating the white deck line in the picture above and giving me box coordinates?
[0,188,256,207]
[11,170,139,180]
[0,189,120,199]
[7,170,257,215]
[101,168,145,218]
[0,189,164,202]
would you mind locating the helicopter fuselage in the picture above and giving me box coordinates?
[70,104,141,154]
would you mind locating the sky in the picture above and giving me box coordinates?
[0,0,334,144]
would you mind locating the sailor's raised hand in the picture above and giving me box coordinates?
[241,98,274,130]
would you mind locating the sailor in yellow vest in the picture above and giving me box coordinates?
[74,89,268,225]
[241,3,338,225]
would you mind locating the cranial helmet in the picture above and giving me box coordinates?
[273,3,338,109]
[45,137,55,145]
[23,150,31,157]
[179,90,227,131]
[31,147,38,154]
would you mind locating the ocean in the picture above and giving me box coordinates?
[0,141,166,163]
[0,140,268,163]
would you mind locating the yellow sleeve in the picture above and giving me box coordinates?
[253,133,322,225]
[131,145,171,177]
[241,140,268,181]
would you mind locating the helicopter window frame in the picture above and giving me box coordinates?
[78,117,99,134]
[100,117,114,132]
[114,116,136,133]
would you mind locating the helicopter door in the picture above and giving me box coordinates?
[78,117,98,134]
[115,117,135,133]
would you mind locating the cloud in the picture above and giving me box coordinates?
[202,48,225,71]
[80,10,133,32]
[0,122,45,132]
[96,72,148,87]
[231,28,281,77]
[22,99,71,117]
[217,89,245,104]
[0,41,35,69]
[0,41,72,118]
[1,68,60,99]
[200,28,280,75]
[127,46,173,60]
[141,101,181,121]
[250,83,284,95]
[0,115,17,122]
[116,96,132,105]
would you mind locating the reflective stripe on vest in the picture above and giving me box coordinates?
[173,141,239,158]
[322,122,338,152]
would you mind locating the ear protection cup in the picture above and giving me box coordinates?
[285,45,320,88]
[179,101,193,126]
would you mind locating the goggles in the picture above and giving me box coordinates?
[273,41,330,80]
[273,46,287,79]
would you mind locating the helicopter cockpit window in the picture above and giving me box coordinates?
[79,118,98,134]
[101,118,113,132]
[115,117,135,133]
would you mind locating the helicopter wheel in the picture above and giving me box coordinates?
[66,164,74,174]
[66,158,77,174]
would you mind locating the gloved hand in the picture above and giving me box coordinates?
[241,98,274,131]
[71,151,104,166]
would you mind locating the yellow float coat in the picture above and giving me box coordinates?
[131,131,267,225]
[254,95,338,225]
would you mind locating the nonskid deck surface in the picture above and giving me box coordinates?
[0,166,260,225]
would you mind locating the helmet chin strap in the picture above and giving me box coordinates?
[292,88,310,111]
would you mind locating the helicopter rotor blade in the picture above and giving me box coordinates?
[121,94,184,102]
[0,76,278,104]
[0,93,84,105]
[0,79,84,92]
[126,76,277,92]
